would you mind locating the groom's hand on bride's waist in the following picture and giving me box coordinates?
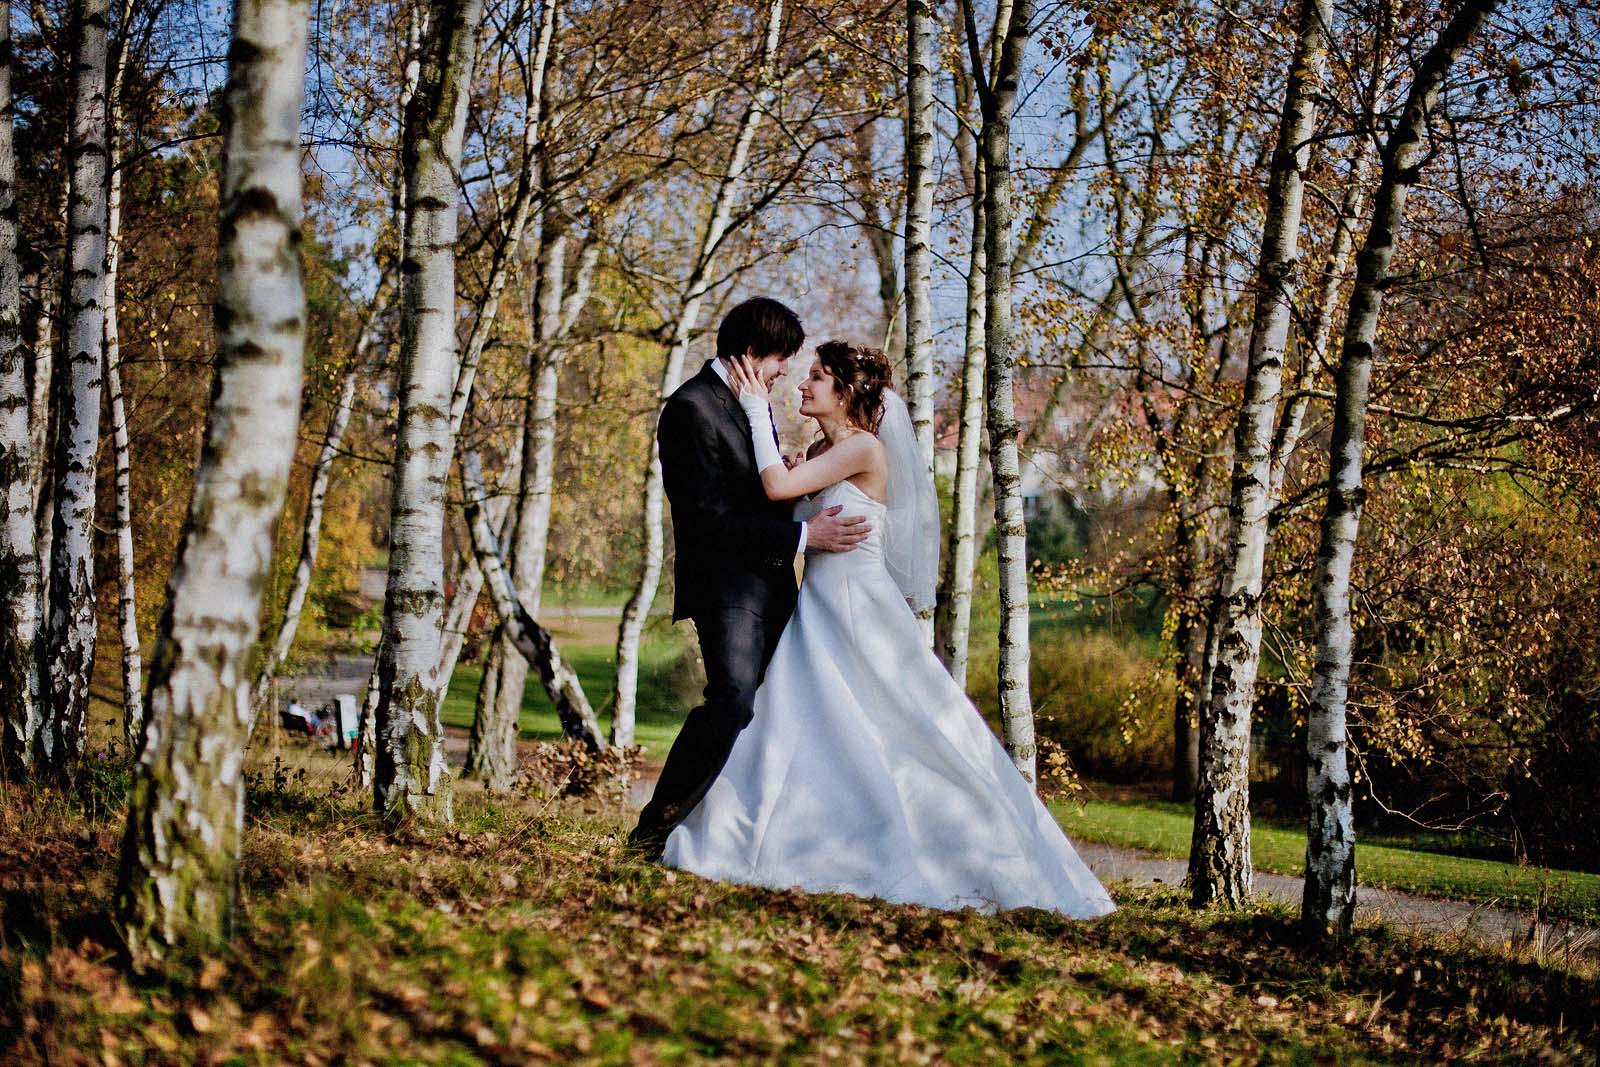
[806,505,871,553]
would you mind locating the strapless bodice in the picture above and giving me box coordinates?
[795,481,887,562]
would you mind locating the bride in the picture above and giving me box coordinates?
[662,340,1114,919]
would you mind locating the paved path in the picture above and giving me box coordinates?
[1073,842,1596,960]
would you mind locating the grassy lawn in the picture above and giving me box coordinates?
[1054,797,1600,925]
[538,582,641,612]
[439,621,692,755]
[6,753,1595,1066]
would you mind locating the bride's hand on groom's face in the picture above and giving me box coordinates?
[732,355,771,401]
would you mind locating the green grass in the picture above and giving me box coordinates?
[538,581,640,611]
[439,627,691,755]
[1053,797,1600,925]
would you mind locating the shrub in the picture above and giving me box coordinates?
[968,628,1172,783]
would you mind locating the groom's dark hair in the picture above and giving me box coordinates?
[717,297,805,360]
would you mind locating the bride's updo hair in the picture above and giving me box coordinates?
[815,340,892,430]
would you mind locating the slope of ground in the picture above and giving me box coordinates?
[2,752,1596,1066]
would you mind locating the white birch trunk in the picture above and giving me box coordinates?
[373,0,484,822]
[466,229,594,786]
[1268,151,1371,501]
[1190,0,1332,907]
[970,0,1036,783]
[462,238,601,769]
[41,0,111,774]
[344,8,424,772]
[115,0,309,959]
[355,651,380,786]
[439,1,565,780]
[393,468,516,791]
[1302,0,1496,937]
[462,449,604,749]
[445,0,557,440]
[358,455,485,794]
[265,365,358,664]
[104,40,143,746]
[901,0,938,643]
[434,381,533,696]
[613,0,786,731]
[0,3,41,772]
[903,0,935,468]
[934,158,985,687]
[434,553,484,685]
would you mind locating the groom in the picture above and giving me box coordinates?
[628,297,870,858]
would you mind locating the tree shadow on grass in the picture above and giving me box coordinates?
[1003,886,1599,1063]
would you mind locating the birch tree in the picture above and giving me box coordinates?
[438,253,594,700]
[0,1,40,772]
[963,0,1036,782]
[935,46,1129,683]
[351,4,425,782]
[359,0,565,763]
[359,0,563,768]
[936,158,991,681]
[468,232,606,781]
[432,233,598,723]
[461,448,605,747]
[1268,148,1372,503]
[1189,0,1334,907]
[1302,0,1499,937]
[104,0,142,745]
[935,152,985,687]
[466,229,565,782]
[40,0,111,774]
[443,0,557,447]
[373,0,485,821]
[612,0,786,737]
[116,0,310,959]
[435,496,510,693]
[902,0,936,469]
[465,0,584,782]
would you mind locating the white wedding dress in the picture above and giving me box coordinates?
[663,477,1116,918]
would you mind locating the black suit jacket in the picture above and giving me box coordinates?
[660,360,802,622]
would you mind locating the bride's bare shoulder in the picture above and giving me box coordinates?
[808,432,884,469]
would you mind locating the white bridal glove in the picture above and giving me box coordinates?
[738,390,785,473]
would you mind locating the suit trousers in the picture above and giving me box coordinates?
[632,605,789,848]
